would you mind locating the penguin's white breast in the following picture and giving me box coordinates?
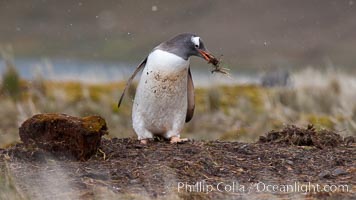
[141,49,190,98]
[133,49,190,132]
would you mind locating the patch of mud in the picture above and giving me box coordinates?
[259,124,344,148]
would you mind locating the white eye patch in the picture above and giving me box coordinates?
[191,36,200,48]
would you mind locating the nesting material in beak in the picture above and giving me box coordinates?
[198,49,230,76]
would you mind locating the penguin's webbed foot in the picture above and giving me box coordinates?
[140,139,148,145]
[170,136,189,144]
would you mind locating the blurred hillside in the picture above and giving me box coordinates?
[0,0,356,70]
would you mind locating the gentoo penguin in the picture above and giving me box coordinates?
[118,33,216,144]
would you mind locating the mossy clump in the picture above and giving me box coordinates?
[19,113,108,160]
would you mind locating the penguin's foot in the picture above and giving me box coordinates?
[140,139,148,145]
[170,136,189,144]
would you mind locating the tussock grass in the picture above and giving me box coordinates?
[0,63,355,146]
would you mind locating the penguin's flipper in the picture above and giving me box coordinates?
[118,57,147,108]
[185,67,195,122]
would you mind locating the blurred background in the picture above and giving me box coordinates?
[1,0,356,146]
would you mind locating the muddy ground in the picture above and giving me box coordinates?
[0,126,355,200]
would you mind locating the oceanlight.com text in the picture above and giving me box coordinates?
[177,181,351,194]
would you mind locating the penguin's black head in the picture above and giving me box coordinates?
[157,33,215,61]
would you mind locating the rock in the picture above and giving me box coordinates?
[332,168,348,176]
[19,113,108,160]
[344,136,355,146]
[286,160,294,165]
[318,170,332,179]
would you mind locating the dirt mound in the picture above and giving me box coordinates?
[259,125,344,148]
[19,113,108,160]
[1,135,355,199]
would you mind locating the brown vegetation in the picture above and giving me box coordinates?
[259,124,343,148]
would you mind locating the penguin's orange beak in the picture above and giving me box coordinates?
[198,49,215,62]
[198,49,219,65]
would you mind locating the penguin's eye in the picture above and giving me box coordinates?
[191,36,200,48]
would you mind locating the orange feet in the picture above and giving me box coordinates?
[140,139,148,145]
[170,136,189,144]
